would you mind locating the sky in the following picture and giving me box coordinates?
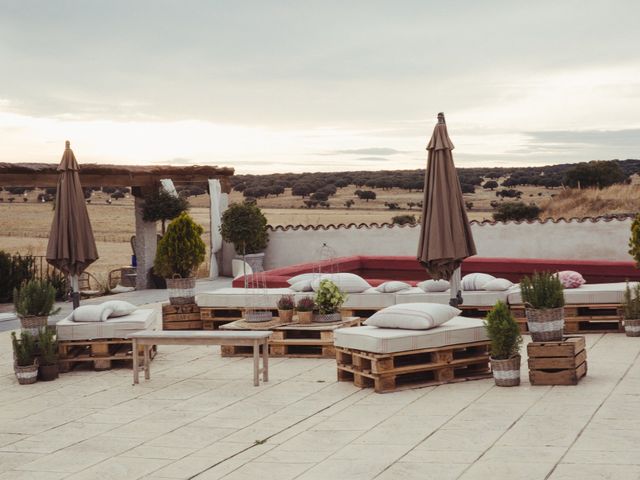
[1,0,640,174]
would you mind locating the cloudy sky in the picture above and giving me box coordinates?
[1,0,639,173]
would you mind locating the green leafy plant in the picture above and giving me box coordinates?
[623,283,640,320]
[492,202,541,222]
[142,189,190,234]
[11,330,37,367]
[296,297,315,312]
[13,279,60,317]
[37,327,58,365]
[314,280,347,314]
[0,251,35,303]
[277,295,295,310]
[630,214,640,268]
[45,270,69,300]
[520,271,565,309]
[484,301,522,360]
[154,212,206,278]
[220,203,269,255]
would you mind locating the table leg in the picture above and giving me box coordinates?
[262,339,269,383]
[253,340,259,386]
[143,344,150,380]
[132,339,139,385]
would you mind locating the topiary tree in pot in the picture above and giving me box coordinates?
[11,330,38,384]
[520,271,565,342]
[220,202,269,277]
[154,212,206,305]
[484,301,522,387]
[142,189,190,234]
[13,279,60,333]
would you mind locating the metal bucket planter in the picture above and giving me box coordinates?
[166,276,196,305]
[243,253,265,273]
[20,315,48,335]
[491,355,521,387]
[278,309,294,323]
[526,307,564,342]
[245,310,273,323]
[15,362,39,385]
[313,313,341,323]
[624,318,640,337]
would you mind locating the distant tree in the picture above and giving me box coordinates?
[292,183,313,198]
[143,189,190,234]
[234,182,247,192]
[45,187,57,195]
[110,191,125,200]
[484,172,501,179]
[318,184,337,196]
[354,189,363,197]
[384,202,400,210]
[269,185,285,197]
[564,161,625,189]
[460,183,475,194]
[392,215,417,226]
[310,191,329,202]
[335,179,350,188]
[303,200,318,209]
[318,201,330,209]
[358,190,376,202]
[492,202,541,222]
[496,189,523,199]
[102,186,117,194]
[8,197,15,203]
[23,197,28,202]
[407,201,417,210]
[344,199,355,209]
[465,201,474,210]
[483,180,499,190]
[490,200,499,209]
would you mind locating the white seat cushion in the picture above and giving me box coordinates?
[508,282,638,305]
[196,288,295,308]
[334,317,488,354]
[56,308,158,341]
[342,292,397,309]
[396,288,512,307]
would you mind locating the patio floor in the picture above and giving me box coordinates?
[2,311,640,479]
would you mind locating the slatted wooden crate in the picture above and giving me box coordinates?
[527,336,587,386]
[336,340,492,393]
[162,304,202,330]
[58,338,156,372]
[510,305,624,334]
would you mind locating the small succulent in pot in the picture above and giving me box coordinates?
[296,296,316,324]
[277,294,295,323]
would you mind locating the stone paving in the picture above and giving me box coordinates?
[2,287,640,479]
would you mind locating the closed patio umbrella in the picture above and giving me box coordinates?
[417,113,477,306]
[46,141,99,309]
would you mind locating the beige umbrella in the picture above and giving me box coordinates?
[417,113,477,306]
[46,141,99,308]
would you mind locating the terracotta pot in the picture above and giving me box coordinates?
[491,355,521,387]
[278,309,294,323]
[297,311,313,324]
[39,363,59,381]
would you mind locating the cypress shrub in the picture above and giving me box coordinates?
[154,212,206,278]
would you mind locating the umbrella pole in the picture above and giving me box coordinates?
[449,267,463,307]
[71,274,80,310]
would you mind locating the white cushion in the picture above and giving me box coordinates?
[364,303,461,330]
[375,281,412,293]
[101,300,137,318]
[343,292,396,309]
[287,273,319,285]
[311,273,371,293]
[70,304,114,322]
[418,279,450,292]
[462,273,496,291]
[290,280,313,292]
[335,317,488,353]
[396,289,511,307]
[483,278,514,291]
[508,282,638,305]
[196,288,294,308]
[57,308,158,341]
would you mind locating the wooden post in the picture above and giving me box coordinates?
[253,340,260,386]
[133,186,158,290]
[132,339,139,384]
[262,339,269,382]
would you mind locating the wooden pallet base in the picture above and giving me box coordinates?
[512,304,624,334]
[163,304,202,330]
[528,336,587,386]
[58,338,157,372]
[337,340,492,393]
[200,308,280,330]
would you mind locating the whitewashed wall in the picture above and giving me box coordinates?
[221,217,634,274]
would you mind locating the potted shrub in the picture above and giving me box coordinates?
[154,212,206,305]
[13,279,59,333]
[277,295,295,323]
[296,297,315,324]
[484,301,522,387]
[142,188,189,234]
[11,330,38,385]
[38,327,59,381]
[622,282,640,337]
[220,202,269,275]
[314,280,347,323]
[520,271,565,342]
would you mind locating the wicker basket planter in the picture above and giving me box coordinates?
[624,318,640,337]
[491,355,521,387]
[297,311,313,324]
[166,276,196,305]
[39,363,59,381]
[525,307,564,342]
[15,362,38,385]
[19,315,48,334]
[278,309,294,323]
[313,313,342,323]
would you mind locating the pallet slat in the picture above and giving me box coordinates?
[58,338,156,372]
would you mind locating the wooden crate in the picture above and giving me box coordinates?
[527,336,587,386]
[58,338,157,372]
[336,340,492,393]
[511,305,624,334]
[162,304,202,330]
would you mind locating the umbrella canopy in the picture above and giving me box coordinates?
[46,141,99,306]
[417,113,476,292]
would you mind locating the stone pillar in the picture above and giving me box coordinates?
[134,193,158,290]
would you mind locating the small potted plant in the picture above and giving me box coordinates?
[220,202,269,274]
[37,327,59,381]
[484,301,522,387]
[154,212,206,305]
[11,330,38,385]
[296,297,315,324]
[314,280,347,323]
[520,271,565,341]
[277,295,295,323]
[13,279,59,333]
[622,282,640,337]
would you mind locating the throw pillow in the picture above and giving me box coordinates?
[290,280,313,292]
[418,279,450,292]
[462,273,496,291]
[483,278,514,291]
[71,304,114,323]
[375,281,412,293]
[556,271,585,289]
[364,303,461,330]
[101,300,137,318]
[311,273,371,293]
[287,273,319,286]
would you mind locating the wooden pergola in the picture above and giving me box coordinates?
[0,162,234,289]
